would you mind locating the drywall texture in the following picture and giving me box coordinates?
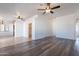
[35,15,53,39]
[52,14,76,40]
[15,20,25,37]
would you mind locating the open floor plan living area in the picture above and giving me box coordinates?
[0,3,79,56]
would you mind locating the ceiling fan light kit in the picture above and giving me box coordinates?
[46,9,50,13]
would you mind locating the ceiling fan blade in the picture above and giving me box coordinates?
[51,5,60,9]
[43,11,46,15]
[50,11,54,14]
[37,9,46,11]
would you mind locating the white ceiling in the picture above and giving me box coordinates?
[0,3,79,21]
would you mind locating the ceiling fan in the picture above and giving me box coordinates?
[16,12,23,20]
[37,3,60,14]
[14,12,25,21]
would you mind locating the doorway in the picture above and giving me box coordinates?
[28,23,32,39]
[13,24,15,37]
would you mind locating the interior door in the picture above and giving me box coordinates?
[28,23,32,39]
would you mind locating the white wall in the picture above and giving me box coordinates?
[24,15,37,40]
[15,20,25,37]
[35,15,53,39]
[52,14,76,40]
[24,14,53,40]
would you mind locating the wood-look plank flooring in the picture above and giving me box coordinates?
[0,37,77,56]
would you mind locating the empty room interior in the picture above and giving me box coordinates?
[0,3,79,56]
